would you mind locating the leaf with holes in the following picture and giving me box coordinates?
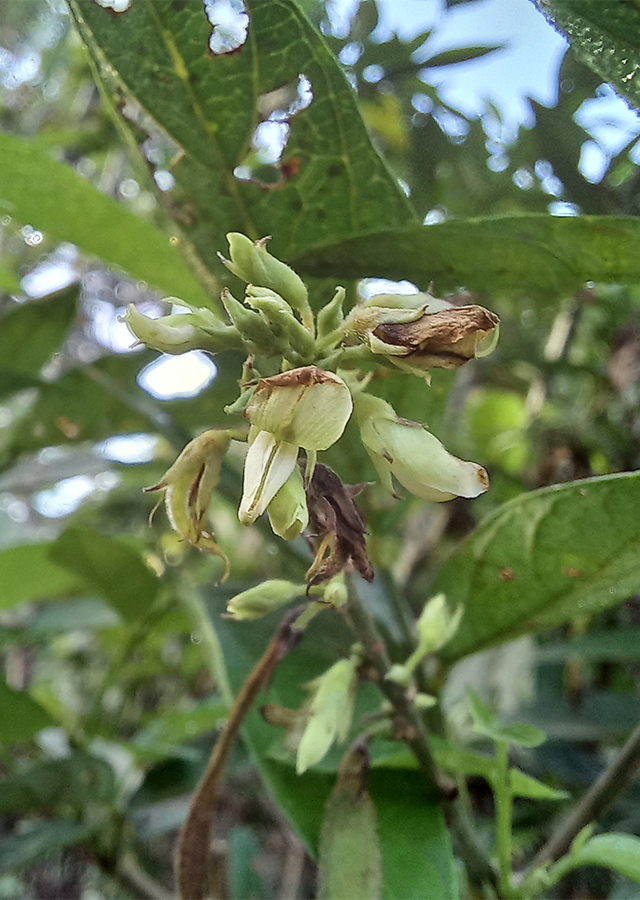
[435,473,640,662]
[68,0,415,279]
[533,1,640,114]
[293,216,640,297]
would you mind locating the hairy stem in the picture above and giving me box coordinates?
[495,742,514,898]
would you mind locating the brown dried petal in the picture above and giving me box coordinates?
[305,464,374,586]
[374,305,499,369]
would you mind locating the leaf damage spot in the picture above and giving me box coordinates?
[497,567,515,582]
[203,0,249,55]
[234,75,313,190]
[562,566,582,578]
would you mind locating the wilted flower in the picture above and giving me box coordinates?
[144,430,232,576]
[239,367,352,525]
[296,654,360,774]
[225,580,306,620]
[124,302,242,355]
[354,393,489,502]
[346,291,499,373]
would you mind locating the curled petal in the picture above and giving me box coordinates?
[239,431,298,525]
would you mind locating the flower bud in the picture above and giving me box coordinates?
[220,287,285,355]
[124,304,242,355]
[245,287,316,360]
[415,593,463,655]
[316,287,345,346]
[221,233,310,319]
[354,393,489,502]
[296,656,359,774]
[309,573,348,608]
[144,430,232,576]
[267,466,309,540]
[225,579,306,620]
[385,664,412,687]
[244,367,352,451]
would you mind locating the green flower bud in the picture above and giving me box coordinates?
[385,664,412,687]
[415,593,463,655]
[144,430,232,577]
[317,287,345,346]
[124,304,242,355]
[245,366,352,451]
[267,466,309,540]
[220,287,285,354]
[246,287,316,360]
[309,573,348,608]
[414,693,437,709]
[221,233,310,323]
[296,656,359,774]
[225,579,306,620]
[354,393,489,502]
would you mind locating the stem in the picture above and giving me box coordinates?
[345,575,447,797]
[524,717,640,874]
[495,742,514,898]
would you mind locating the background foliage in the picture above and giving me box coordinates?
[3,0,640,897]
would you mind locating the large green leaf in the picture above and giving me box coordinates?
[534,1,640,114]
[0,681,55,743]
[50,527,161,621]
[211,599,457,898]
[68,0,414,276]
[0,543,84,612]
[437,473,640,662]
[0,819,92,874]
[0,288,77,377]
[0,131,209,306]
[294,216,640,296]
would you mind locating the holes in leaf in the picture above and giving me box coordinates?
[234,75,313,189]
[93,0,132,12]
[203,0,249,55]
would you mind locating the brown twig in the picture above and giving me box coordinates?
[175,608,305,900]
[524,717,640,874]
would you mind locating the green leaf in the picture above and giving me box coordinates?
[210,599,457,899]
[131,698,228,760]
[534,1,640,114]
[421,45,504,69]
[371,769,457,900]
[538,628,640,665]
[68,0,414,276]
[468,691,546,748]
[294,216,640,296]
[318,747,382,900]
[0,543,84,612]
[437,473,640,662]
[0,820,92,874]
[555,833,640,885]
[0,288,77,377]
[0,754,116,814]
[0,131,209,306]
[0,681,55,743]
[510,769,569,801]
[50,527,161,621]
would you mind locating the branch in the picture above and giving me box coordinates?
[345,575,499,892]
[525,717,640,873]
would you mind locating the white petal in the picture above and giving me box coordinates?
[239,431,298,525]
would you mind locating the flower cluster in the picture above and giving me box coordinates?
[126,233,499,582]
